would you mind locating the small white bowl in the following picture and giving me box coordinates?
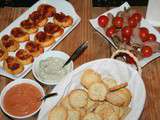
[32,50,74,85]
[0,79,45,119]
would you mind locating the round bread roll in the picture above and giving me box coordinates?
[44,22,64,38]
[61,96,73,110]
[106,88,132,107]
[104,112,119,120]
[16,49,34,65]
[11,27,29,42]
[102,77,117,89]
[118,107,131,119]
[20,19,38,34]
[34,31,55,47]
[86,98,98,112]
[25,41,44,57]
[48,106,67,120]
[76,108,87,118]
[37,4,56,17]
[54,12,73,28]
[0,48,8,61]
[0,35,19,52]
[67,109,80,120]
[69,89,88,109]
[29,11,48,27]
[88,82,108,101]
[80,69,102,89]
[3,56,24,75]
[83,113,102,120]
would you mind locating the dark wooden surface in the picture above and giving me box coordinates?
[0,0,160,120]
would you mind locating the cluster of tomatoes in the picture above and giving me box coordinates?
[98,11,157,64]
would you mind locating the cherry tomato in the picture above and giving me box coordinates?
[122,26,133,38]
[128,17,137,28]
[141,46,153,57]
[126,55,135,64]
[106,26,116,37]
[122,36,131,44]
[139,27,149,42]
[98,15,109,27]
[132,13,142,23]
[148,33,157,41]
[112,16,123,28]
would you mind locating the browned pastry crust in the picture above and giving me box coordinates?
[0,35,19,52]
[29,11,48,27]
[54,12,73,28]
[16,49,34,65]
[25,41,44,57]
[20,19,38,34]
[3,56,24,75]
[37,4,56,17]
[11,27,29,42]
[44,22,64,38]
[0,48,8,61]
[34,31,55,47]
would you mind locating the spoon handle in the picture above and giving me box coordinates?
[63,41,88,67]
[41,93,58,101]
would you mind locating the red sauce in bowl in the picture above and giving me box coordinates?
[3,83,42,117]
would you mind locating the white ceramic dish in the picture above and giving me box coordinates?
[0,79,45,119]
[37,58,146,120]
[32,50,74,85]
[89,2,160,67]
[0,0,80,79]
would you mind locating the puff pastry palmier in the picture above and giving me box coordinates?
[0,48,8,61]
[16,49,34,65]
[37,4,56,17]
[25,41,44,57]
[29,11,48,27]
[0,35,19,52]
[34,31,55,47]
[20,19,38,34]
[54,12,73,28]
[3,56,24,75]
[44,22,64,38]
[11,27,29,42]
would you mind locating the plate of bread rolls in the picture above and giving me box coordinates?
[38,58,146,120]
[0,0,81,79]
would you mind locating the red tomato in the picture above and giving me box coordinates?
[98,15,109,27]
[126,55,135,64]
[122,26,133,38]
[139,27,149,42]
[141,46,153,57]
[148,33,157,41]
[122,36,130,44]
[106,26,116,37]
[128,17,137,28]
[112,16,123,28]
[132,13,142,23]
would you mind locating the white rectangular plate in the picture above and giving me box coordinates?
[89,2,160,67]
[0,0,81,79]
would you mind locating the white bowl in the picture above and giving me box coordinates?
[32,50,74,85]
[0,79,45,119]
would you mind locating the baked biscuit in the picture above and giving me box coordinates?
[83,113,102,120]
[106,88,132,107]
[11,27,29,42]
[29,11,48,27]
[81,69,102,89]
[37,4,56,17]
[25,41,44,57]
[54,12,73,28]
[119,107,131,119]
[44,22,64,38]
[0,35,19,52]
[20,19,38,34]
[109,82,128,92]
[104,112,119,120]
[88,82,108,101]
[3,56,24,75]
[0,48,8,61]
[69,89,88,109]
[86,98,98,112]
[102,77,117,89]
[16,49,34,65]
[34,31,55,47]
[48,105,67,120]
[61,96,73,110]
[67,109,80,120]
[76,108,87,118]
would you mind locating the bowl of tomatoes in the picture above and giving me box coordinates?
[90,2,160,67]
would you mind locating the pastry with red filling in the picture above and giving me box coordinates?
[16,49,34,65]
[25,41,44,57]
[0,35,19,52]
[3,56,24,75]
[35,31,55,47]
[0,48,8,61]
[44,22,64,38]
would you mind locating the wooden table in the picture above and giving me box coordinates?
[0,0,160,120]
